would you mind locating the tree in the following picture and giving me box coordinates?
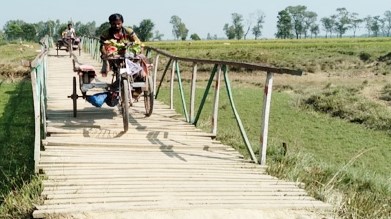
[286,5,307,39]
[190,33,201,40]
[178,23,189,40]
[170,15,182,40]
[170,15,188,40]
[34,20,56,40]
[383,10,391,37]
[302,11,317,38]
[153,30,164,41]
[371,16,381,37]
[133,19,154,41]
[4,20,25,41]
[275,9,292,39]
[252,11,265,39]
[350,13,363,37]
[77,21,96,37]
[223,13,244,40]
[334,8,351,37]
[244,12,255,40]
[321,17,335,38]
[57,23,68,37]
[20,23,36,41]
[310,24,319,38]
[223,23,236,39]
[363,16,373,36]
[95,22,110,37]
[232,13,244,39]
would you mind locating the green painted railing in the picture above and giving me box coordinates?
[31,36,49,173]
[82,37,303,165]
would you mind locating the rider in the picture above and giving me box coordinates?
[64,23,76,38]
[99,13,142,77]
[62,23,76,51]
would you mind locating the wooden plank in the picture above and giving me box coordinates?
[44,191,309,200]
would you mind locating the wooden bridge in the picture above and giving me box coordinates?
[31,47,331,218]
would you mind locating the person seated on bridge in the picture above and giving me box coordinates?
[99,13,142,77]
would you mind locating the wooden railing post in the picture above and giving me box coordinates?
[153,54,160,98]
[260,71,274,165]
[190,63,198,123]
[31,68,41,173]
[211,65,222,136]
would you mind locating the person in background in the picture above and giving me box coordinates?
[64,23,76,39]
[99,13,141,77]
[62,23,76,51]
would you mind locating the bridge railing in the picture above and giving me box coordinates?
[81,37,302,165]
[31,36,50,173]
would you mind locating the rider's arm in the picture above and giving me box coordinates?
[99,30,110,57]
[124,27,142,54]
[127,28,141,44]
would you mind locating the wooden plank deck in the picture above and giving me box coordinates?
[33,50,331,218]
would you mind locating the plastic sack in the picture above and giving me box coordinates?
[86,92,108,107]
[125,59,142,76]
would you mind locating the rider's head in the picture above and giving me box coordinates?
[67,23,72,29]
[109,13,124,31]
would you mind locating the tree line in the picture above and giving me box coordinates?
[0,6,390,43]
[276,6,391,38]
[0,19,162,43]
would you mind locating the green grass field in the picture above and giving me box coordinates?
[0,43,43,218]
[0,80,44,218]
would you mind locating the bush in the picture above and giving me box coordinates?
[359,52,372,62]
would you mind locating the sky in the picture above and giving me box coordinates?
[1,0,390,39]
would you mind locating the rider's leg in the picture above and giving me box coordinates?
[101,60,109,77]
